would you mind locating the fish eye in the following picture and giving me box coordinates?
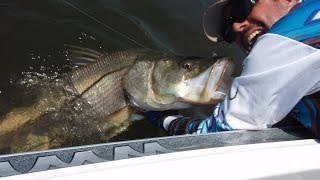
[181,62,193,70]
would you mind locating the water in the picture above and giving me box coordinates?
[0,0,245,154]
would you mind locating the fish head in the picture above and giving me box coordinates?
[153,55,234,106]
[124,54,234,111]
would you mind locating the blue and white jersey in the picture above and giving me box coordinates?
[193,0,320,135]
[270,0,320,43]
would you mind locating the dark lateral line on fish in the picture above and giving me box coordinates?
[78,65,131,96]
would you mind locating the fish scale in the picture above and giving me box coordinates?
[0,47,234,153]
[82,67,130,119]
[69,51,140,95]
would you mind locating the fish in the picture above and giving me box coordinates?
[0,46,234,153]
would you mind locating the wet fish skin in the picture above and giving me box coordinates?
[0,48,234,153]
[63,48,233,145]
[67,47,233,117]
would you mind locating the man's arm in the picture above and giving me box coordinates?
[163,33,320,135]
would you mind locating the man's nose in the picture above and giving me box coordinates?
[232,20,249,33]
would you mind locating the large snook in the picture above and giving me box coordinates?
[0,47,234,153]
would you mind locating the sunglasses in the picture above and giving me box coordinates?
[222,0,256,42]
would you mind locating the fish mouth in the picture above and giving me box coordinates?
[206,57,234,103]
[178,57,234,104]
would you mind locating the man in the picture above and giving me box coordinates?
[161,0,320,136]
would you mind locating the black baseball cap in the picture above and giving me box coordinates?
[203,0,256,43]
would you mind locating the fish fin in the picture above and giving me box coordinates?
[98,106,133,140]
[64,44,105,66]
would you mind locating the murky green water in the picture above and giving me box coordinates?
[0,0,245,154]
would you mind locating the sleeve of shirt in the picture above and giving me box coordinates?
[191,103,233,134]
[164,103,233,135]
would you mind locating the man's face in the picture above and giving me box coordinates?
[231,0,298,53]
